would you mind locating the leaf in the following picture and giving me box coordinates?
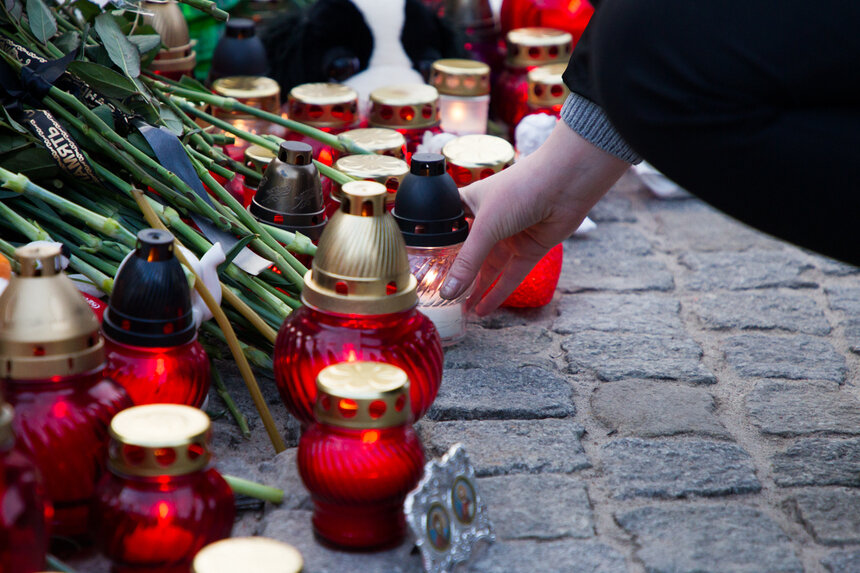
[1,108,28,134]
[68,61,140,99]
[179,75,210,94]
[0,190,19,199]
[3,0,23,22]
[72,0,101,24]
[127,131,155,158]
[159,105,183,136]
[94,13,140,78]
[26,0,57,44]
[221,234,256,270]
[128,34,161,56]
[91,104,116,131]
[2,146,59,179]
[0,134,32,154]
[54,31,81,55]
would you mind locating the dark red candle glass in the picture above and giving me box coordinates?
[526,62,569,118]
[298,362,425,549]
[369,85,442,157]
[92,404,234,573]
[274,181,443,426]
[500,0,594,38]
[491,28,573,131]
[0,401,50,573]
[0,244,131,538]
[103,230,210,408]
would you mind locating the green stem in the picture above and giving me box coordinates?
[0,201,51,241]
[69,254,114,293]
[259,225,317,256]
[201,321,274,371]
[176,0,230,20]
[223,475,284,504]
[46,555,77,573]
[211,363,251,438]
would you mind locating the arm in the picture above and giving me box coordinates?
[439,119,630,315]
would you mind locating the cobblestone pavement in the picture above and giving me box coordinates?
[72,171,860,572]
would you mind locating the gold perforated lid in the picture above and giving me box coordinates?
[302,181,417,315]
[506,28,573,68]
[245,144,276,171]
[108,404,212,477]
[288,83,359,129]
[212,76,281,120]
[0,244,104,380]
[430,59,491,97]
[338,128,406,159]
[369,84,440,129]
[528,63,570,107]
[443,134,515,181]
[332,154,409,205]
[315,362,410,428]
[193,537,303,573]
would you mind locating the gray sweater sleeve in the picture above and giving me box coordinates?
[559,92,642,164]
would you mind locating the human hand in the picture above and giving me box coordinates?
[439,122,631,315]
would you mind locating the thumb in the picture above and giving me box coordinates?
[440,219,497,300]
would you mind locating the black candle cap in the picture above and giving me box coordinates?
[103,229,196,348]
[393,153,469,247]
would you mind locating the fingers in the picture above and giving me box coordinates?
[440,216,500,300]
[465,244,511,310]
[473,255,542,316]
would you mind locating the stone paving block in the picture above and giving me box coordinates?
[825,286,860,315]
[553,293,683,335]
[679,251,817,291]
[723,334,847,383]
[785,488,860,545]
[444,325,555,371]
[421,419,590,477]
[616,505,802,573]
[817,257,860,276]
[691,291,831,335]
[746,381,860,436]
[602,438,760,499]
[772,438,860,487]
[470,300,558,330]
[478,474,594,540]
[560,226,675,293]
[822,550,860,573]
[653,200,782,253]
[262,509,421,573]
[563,331,716,384]
[217,448,311,511]
[844,318,860,354]
[588,192,637,222]
[592,381,729,439]
[428,367,574,421]
[471,539,627,573]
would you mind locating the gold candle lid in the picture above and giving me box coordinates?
[0,403,13,449]
[315,362,410,429]
[442,134,515,182]
[193,537,303,573]
[302,181,418,315]
[245,144,276,172]
[506,28,573,68]
[338,128,406,159]
[332,154,409,205]
[288,83,359,129]
[212,76,281,120]
[108,404,212,477]
[0,244,104,380]
[430,59,491,97]
[528,63,570,107]
[369,84,440,129]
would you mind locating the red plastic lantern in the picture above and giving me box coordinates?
[500,0,594,39]
[502,242,563,308]
[369,85,443,157]
[0,397,50,573]
[274,182,443,426]
[0,244,132,538]
[286,83,360,164]
[103,230,210,408]
[492,28,572,132]
[298,362,425,549]
[92,404,234,573]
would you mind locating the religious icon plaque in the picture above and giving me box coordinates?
[404,444,495,572]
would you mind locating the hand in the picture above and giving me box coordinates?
[439,121,631,315]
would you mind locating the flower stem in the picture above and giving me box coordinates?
[223,474,284,504]
[211,364,251,438]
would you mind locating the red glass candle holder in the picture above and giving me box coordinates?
[92,405,234,573]
[104,339,211,408]
[0,402,50,573]
[0,244,132,538]
[369,85,442,156]
[103,230,210,408]
[274,182,443,426]
[491,28,572,131]
[526,62,569,117]
[502,242,563,308]
[298,362,425,550]
[500,0,594,39]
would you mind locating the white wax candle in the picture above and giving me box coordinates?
[419,303,466,344]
